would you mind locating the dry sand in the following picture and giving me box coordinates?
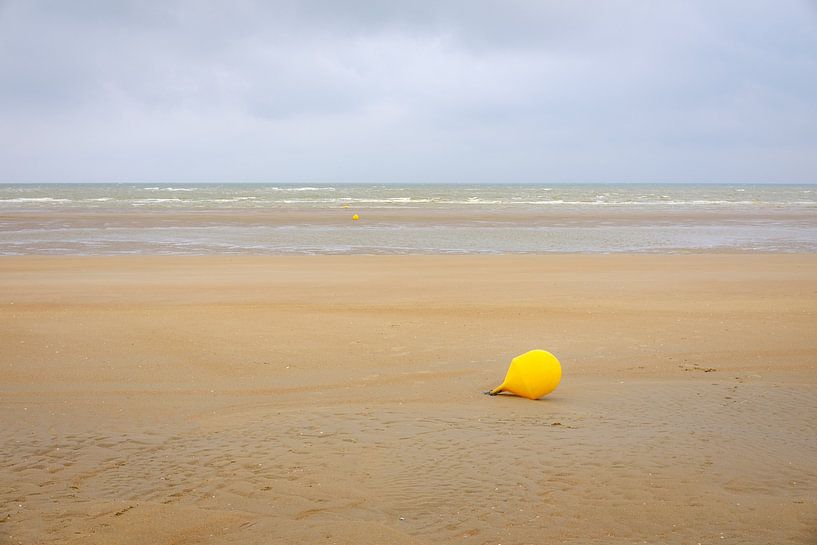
[1,255,816,544]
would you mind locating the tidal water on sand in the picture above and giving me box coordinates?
[1,183,815,254]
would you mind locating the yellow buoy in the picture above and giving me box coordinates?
[486,349,561,399]
[352,214,360,221]
[343,204,350,208]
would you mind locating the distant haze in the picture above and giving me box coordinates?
[1,1,816,183]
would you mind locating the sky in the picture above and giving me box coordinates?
[0,1,816,183]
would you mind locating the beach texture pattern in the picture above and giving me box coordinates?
[1,255,816,544]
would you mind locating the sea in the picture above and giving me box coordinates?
[1,183,815,255]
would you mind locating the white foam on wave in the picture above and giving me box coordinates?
[440,199,505,204]
[269,187,336,191]
[0,197,72,203]
[143,187,198,192]
[338,197,435,203]
[131,198,186,205]
[273,198,339,204]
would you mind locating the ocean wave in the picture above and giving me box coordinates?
[269,187,336,191]
[439,199,506,204]
[116,198,816,207]
[2,185,815,210]
[337,198,435,203]
[0,197,72,203]
[130,198,186,205]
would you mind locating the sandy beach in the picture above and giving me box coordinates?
[1,255,816,544]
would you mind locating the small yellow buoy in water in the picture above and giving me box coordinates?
[486,349,561,399]
[352,214,360,221]
[343,204,350,208]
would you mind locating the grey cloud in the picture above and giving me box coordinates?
[0,0,816,182]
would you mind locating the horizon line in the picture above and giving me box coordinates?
[2,181,817,186]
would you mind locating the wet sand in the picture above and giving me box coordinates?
[4,206,816,228]
[1,255,816,544]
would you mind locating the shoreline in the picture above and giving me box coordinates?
[3,207,817,255]
[4,205,816,224]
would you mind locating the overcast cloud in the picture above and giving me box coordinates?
[1,0,816,182]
